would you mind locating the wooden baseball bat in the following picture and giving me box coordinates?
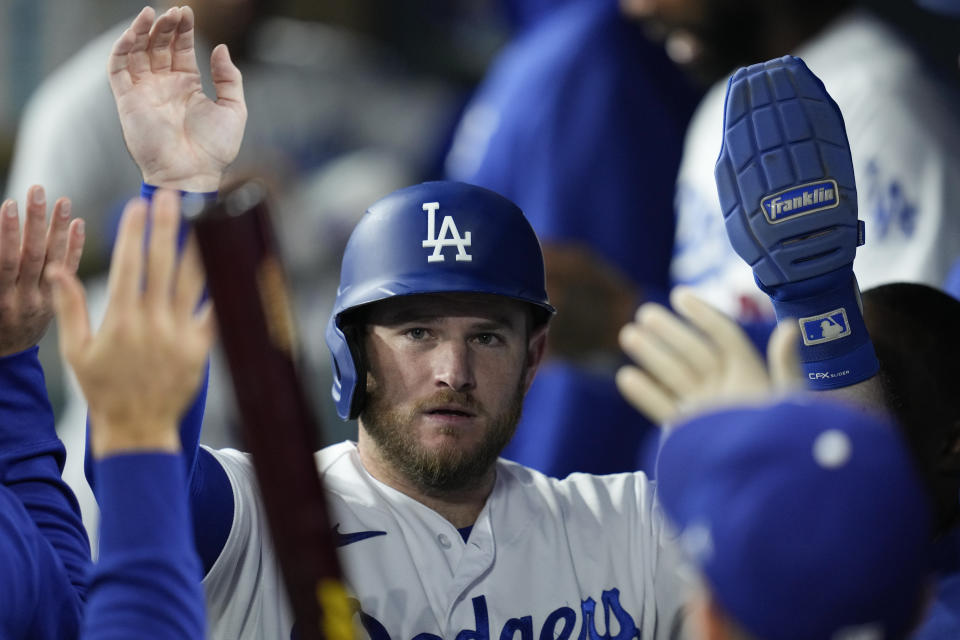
[186,182,353,640]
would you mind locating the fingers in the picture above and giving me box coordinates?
[639,302,718,376]
[64,218,86,275]
[19,186,48,285]
[107,20,139,95]
[210,44,246,109]
[106,198,148,313]
[670,286,758,361]
[171,4,199,73]
[615,365,676,426]
[0,200,20,289]
[48,265,92,365]
[42,197,73,272]
[768,320,803,391]
[125,6,155,77]
[173,234,206,319]
[145,190,180,309]
[148,6,183,73]
[619,315,700,397]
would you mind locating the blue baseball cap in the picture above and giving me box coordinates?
[657,398,932,640]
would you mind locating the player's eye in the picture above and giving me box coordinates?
[473,333,502,346]
[405,327,429,340]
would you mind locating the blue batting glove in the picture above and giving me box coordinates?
[714,55,878,389]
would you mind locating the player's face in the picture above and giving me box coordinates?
[621,0,764,86]
[358,293,546,492]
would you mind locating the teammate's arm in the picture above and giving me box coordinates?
[96,4,247,574]
[51,190,212,638]
[0,186,89,598]
[713,57,883,408]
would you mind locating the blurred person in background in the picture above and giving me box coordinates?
[444,0,701,477]
[657,398,932,640]
[624,0,960,344]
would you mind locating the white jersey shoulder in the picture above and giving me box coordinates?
[202,442,690,640]
[670,8,960,320]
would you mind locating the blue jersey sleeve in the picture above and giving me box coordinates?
[82,452,206,639]
[0,484,81,639]
[0,346,90,601]
[191,445,234,574]
[85,184,234,576]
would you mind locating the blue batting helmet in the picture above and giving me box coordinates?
[325,181,555,420]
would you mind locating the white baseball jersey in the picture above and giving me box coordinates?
[202,442,691,640]
[670,8,960,320]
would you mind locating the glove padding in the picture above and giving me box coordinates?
[714,55,878,388]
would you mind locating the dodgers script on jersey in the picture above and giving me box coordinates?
[201,443,691,640]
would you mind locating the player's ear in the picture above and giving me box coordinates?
[522,323,549,392]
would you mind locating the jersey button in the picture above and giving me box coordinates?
[437,533,452,549]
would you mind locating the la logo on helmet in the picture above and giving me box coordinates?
[422,202,473,263]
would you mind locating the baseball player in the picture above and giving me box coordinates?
[0,186,209,637]
[657,398,931,640]
[618,51,960,638]
[96,7,692,639]
[633,0,960,333]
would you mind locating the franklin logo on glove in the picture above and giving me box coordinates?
[714,55,878,388]
[761,179,838,222]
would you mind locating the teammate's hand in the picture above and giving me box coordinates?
[49,190,214,457]
[108,5,247,192]
[615,287,802,426]
[0,185,85,358]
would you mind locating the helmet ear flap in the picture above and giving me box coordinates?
[342,323,368,420]
[326,313,368,421]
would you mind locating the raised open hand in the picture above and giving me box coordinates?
[49,191,214,456]
[108,5,247,192]
[616,287,802,426]
[0,185,85,358]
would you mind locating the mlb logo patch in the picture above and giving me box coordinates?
[799,308,851,345]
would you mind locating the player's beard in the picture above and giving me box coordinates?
[361,382,525,494]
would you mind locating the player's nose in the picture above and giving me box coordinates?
[432,339,476,392]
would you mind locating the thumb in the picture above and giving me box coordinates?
[210,44,246,110]
[767,319,803,391]
[47,266,92,364]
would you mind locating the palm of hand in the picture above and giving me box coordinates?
[118,70,244,187]
[79,312,209,429]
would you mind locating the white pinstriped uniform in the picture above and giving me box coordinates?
[202,442,690,640]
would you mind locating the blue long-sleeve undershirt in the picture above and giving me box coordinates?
[0,346,90,601]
